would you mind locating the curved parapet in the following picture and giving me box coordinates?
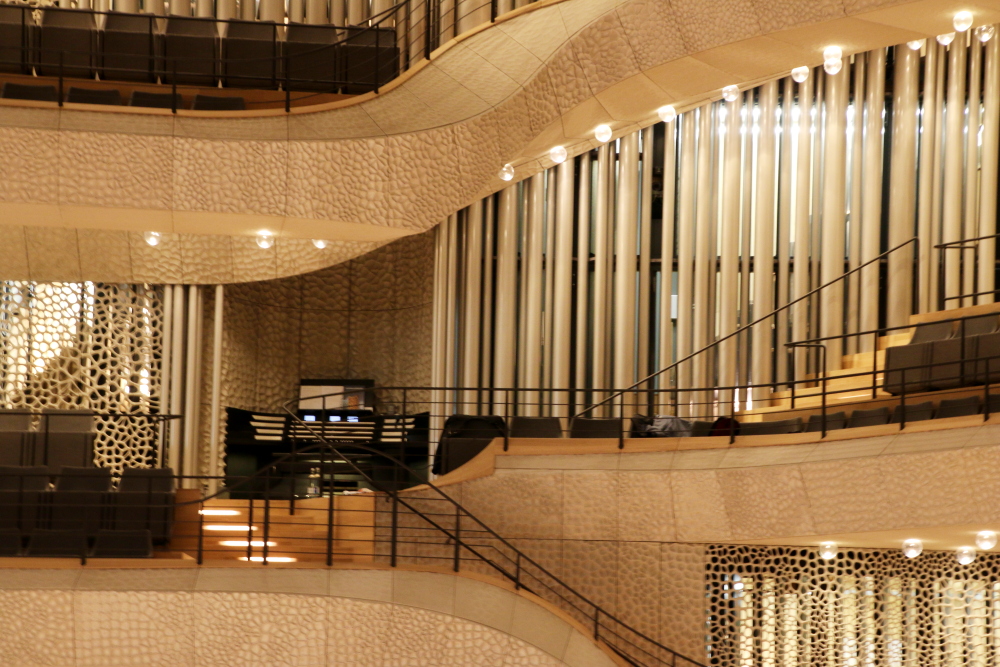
[0,564,623,667]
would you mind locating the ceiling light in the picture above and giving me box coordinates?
[256,232,274,249]
[976,530,997,550]
[499,163,515,181]
[204,525,257,531]
[594,124,612,143]
[240,556,297,563]
[819,542,838,560]
[937,32,956,45]
[823,45,842,61]
[957,546,977,564]
[721,85,740,102]
[657,105,677,123]
[549,146,567,164]
[199,509,240,516]
[143,231,161,247]
[824,58,843,75]
[791,66,809,83]
[219,540,277,547]
[976,25,995,42]
[907,39,926,50]
[902,539,923,558]
[954,10,973,32]
[312,239,328,249]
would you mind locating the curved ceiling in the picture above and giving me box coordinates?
[0,0,985,282]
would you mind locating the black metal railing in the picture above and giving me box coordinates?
[936,231,1000,308]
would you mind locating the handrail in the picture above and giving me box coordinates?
[935,231,1000,308]
[251,396,709,667]
[575,237,920,418]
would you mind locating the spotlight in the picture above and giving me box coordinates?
[937,32,956,45]
[824,58,843,75]
[976,530,997,550]
[657,105,677,123]
[819,542,838,560]
[791,66,809,83]
[722,85,740,102]
[902,539,923,559]
[499,163,515,181]
[957,546,976,565]
[549,146,567,164]
[907,39,926,50]
[256,232,274,249]
[954,10,973,32]
[975,25,995,42]
[594,124,612,143]
[143,231,161,247]
[312,239,328,249]
[823,45,842,61]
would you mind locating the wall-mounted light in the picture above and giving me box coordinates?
[239,556,296,563]
[256,232,274,249]
[819,542,838,560]
[976,530,997,550]
[954,10,973,32]
[937,32,956,45]
[499,163,515,181]
[902,539,923,558]
[975,25,995,42]
[199,509,240,516]
[907,39,926,51]
[312,239,328,249]
[143,231,161,247]
[549,146,568,164]
[657,105,677,123]
[956,546,976,565]
[594,124,613,143]
[791,66,809,83]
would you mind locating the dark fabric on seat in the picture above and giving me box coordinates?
[25,529,87,557]
[432,415,506,475]
[163,16,217,86]
[0,467,48,534]
[987,393,1000,416]
[1,82,58,102]
[847,407,890,428]
[890,401,934,424]
[129,90,183,109]
[49,490,109,534]
[101,12,158,82]
[0,466,49,491]
[709,417,740,436]
[928,338,971,390]
[284,23,340,91]
[0,529,22,556]
[90,529,152,558]
[883,344,932,395]
[65,86,121,106]
[974,331,1000,385]
[805,411,847,432]
[191,94,245,110]
[569,417,622,438]
[935,396,981,419]
[43,409,94,433]
[118,467,174,493]
[740,418,803,436]
[55,467,111,492]
[510,416,562,438]
[37,8,96,78]
[0,413,32,467]
[115,467,174,543]
[962,314,1000,337]
[0,5,33,75]
[690,421,714,437]
[222,19,277,88]
[38,410,95,473]
[340,26,398,93]
[909,320,955,344]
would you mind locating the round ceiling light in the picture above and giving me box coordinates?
[594,124,613,143]
[819,542,838,560]
[954,10,974,32]
[499,163,515,181]
[956,546,977,565]
[657,105,677,123]
[976,530,997,550]
[976,25,995,42]
[823,45,842,61]
[256,232,274,249]
[902,539,923,559]
[824,57,843,75]
[907,39,926,50]
[549,146,568,164]
[791,66,809,83]
[722,85,740,102]
[143,231,161,247]
[937,32,956,45]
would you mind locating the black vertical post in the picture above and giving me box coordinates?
[452,506,460,572]
[593,607,600,640]
[326,447,335,566]
[899,368,907,431]
[171,60,177,114]
[514,552,521,589]
[246,497,254,562]
[424,0,431,59]
[618,393,624,450]
[390,493,398,567]
[197,496,205,564]
[985,357,992,423]
[262,466,271,565]
[503,389,510,450]
[58,52,63,107]
[490,0,496,22]
[871,330,878,399]
[374,26,380,93]
[284,55,291,112]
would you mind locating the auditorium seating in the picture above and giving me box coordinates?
[1,82,58,102]
[222,19,278,89]
[192,93,245,110]
[509,416,562,438]
[101,11,157,82]
[66,86,121,105]
[37,8,97,79]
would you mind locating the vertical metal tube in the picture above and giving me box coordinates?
[170,0,191,15]
[240,0,256,20]
[775,79,794,386]
[637,127,654,393]
[430,218,449,469]
[258,0,283,22]
[792,71,813,383]
[443,215,459,412]
[718,95,742,406]
[942,35,969,304]
[658,123,677,413]
[820,63,848,371]
[574,153,592,413]
[207,285,224,494]
[965,38,983,304]
[159,286,173,468]
[522,174,544,416]
[753,81,778,398]
[552,161,575,419]
[289,0,305,21]
[306,0,328,22]
[216,0,237,20]
[930,47,947,310]
[592,146,611,409]
[675,114,696,415]
[917,42,940,314]
[613,132,640,414]
[860,50,886,345]
[480,202,495,398]
[542,172,557,413]
[692,105,715,409]
[182,285,201,487]
[980,32,1000,304]
[168,285,185,477]
[738,96,754,402]
[846,55,866,353]
[493,187,518,411]
[461,203,483,414]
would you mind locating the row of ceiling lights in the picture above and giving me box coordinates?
[819,531,999,564]
[501,11,995,184]
[142,230,330,250]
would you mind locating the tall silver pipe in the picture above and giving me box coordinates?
[917,42,940,314]
[752,81,778,398]
[613,132,640,414]
[791,72,813,384]
[658,126,676,413]
[168,285,185,477]
[480,202,495,399]
[942,35,968,304]
[964,38,983,305]
[592,145,612,409]
[675,114,697,415]
[207,285,224,494]
[552,161,575,419]
[159,286,173,469]
[574,153,592,413]
[493,187,518,413]
[542,172,557,411]
[820,64,848,371]
[637,127,654,389]
[775,79,794,385]
[887,45,919,328]
[860,49,886,344]
[718,96,742,405]
[522,174,544,415]
[460,203,483,413]
[692,105,715,407]
[847,55,866,354]
[429,219,448,468]
[980,33,1000,304]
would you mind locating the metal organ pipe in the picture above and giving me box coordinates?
[718,95,742,405]
[820,63,848,371]
[692,105,715,406]
[860,50,886,343]
[965,38,983,305]
[981,33,1000,304]
[552,161,575,419]
[887,45,919,327]
[613,132,640,412]
[522,174,544,415]
[942,34,968,305]
[574,152,592,412]
[658,121,677,413]
[847,56,866,355]
[752,81,778,399]
[493,186,518,412]
[637,127,654,388]
[675,115,697,415]
[460,203,484,413]
[592,145,612,408]
[775,79,794,384]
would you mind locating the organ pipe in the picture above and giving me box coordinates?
[752,81,778,398]
[847,56,865,355]
[552,161,574,419]
[522,173,544,415]
[692,105,715,401]
[675,114,697,415]
[657,127,676,413]
[965,39,983,306]
[860,49,886,345]
[613,132,639,406]
[492,186,518,412]
[981,36,1000,304]
[820,64,848,371]
[718,95,742,404]
[942,36,968,303]
[637,127,654,387]
[574,152,592,411]
[592,145,612,405]
[887,45,919,328]
[775,79,794,384]
[460,202,483,413]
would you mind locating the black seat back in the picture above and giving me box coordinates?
[284,23,340,91]
[883,344,931,395]
[847,407,890,428]
[222,19,277,88]
[90,529,152,557]
[38,8,96,78]
[101,12,158,82]
[0,5,33,75]
[1,82,58,102]
[0,466,49,491]
[569,417,622,438]
[910,320,955,344]
[56,466,111,492]
[0,411,32,467]
[129,90,182,109]
[890,401,934,424]
[341,26,398,93]
[510,416,562,438]
[936,395,981,419]
[740,418,803,436]
[192,94,245,110]
[690,420,713,437]
[119,467,175,493]
[164,16,217,86]
[805,411,847,432]
[25,529,87,557]
[66,86,122,106]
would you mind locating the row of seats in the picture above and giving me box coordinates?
[1,82,245,109]
[0,466,175,544]
[884,314,1000,395]
[0,6,397,92]
[0,528,152,558]
[0,409,95,472]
